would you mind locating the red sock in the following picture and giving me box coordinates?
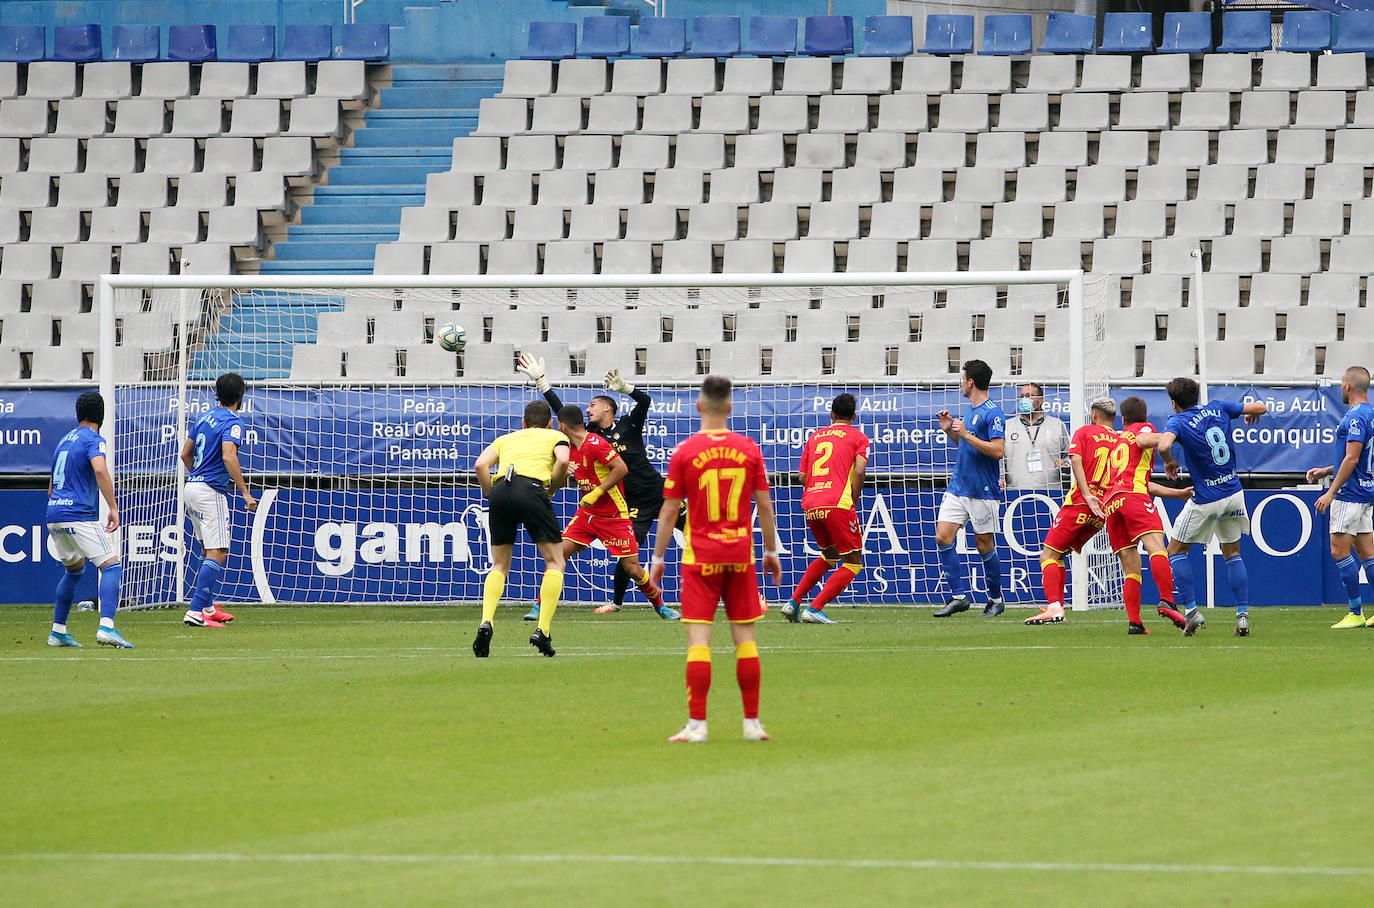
[811,564,859,610]
[1041,560,1065,606]
[1148,551,1174,606]
[686,645,711,721]
[790,557,831,604]
[735,640,760,720]
[636,575,663,608]
[1124,573,1142,624]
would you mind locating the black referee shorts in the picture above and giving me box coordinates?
[488,476,562,547]
[629,496,687,544]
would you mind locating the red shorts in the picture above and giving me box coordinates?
[564,510,638,558]
[1104,493,1164,553]
[1043,503,1104,555]
[805,507,862,555]
[680,563,763,624]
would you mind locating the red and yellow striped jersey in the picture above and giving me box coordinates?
[570,432,630,519]
[799,423,870,511]
[1064,424,1126,507]
[1106,421,1157,502]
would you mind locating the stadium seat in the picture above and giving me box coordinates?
[529,95,582,134]
[662,58,714,95]
[745,202,798,240]
[0,26,45,63]
[794,132,846,168]
[1216,129,1267,166]
[1036,132,1087,167]
[147,207,203,244]
[138,62,192,99]
[891,165,943,203]
[815,95,868,133]
[1158,12,1212,54]
[338,23,389,61]
[997,93,1048,132]
[770,168,823,204]
[1079,55,1131,91]
[1259,52,1313,91]
[1037,12,1094,53]
[709,166,763,202]
[1293,91,1345,129]
[54,99,108,138]
[427,241,481,274]
[287,97,342,142]
[1141,54,1192,91]
[207,207,263,250]
[1056,93,1110,131]
[981,14,1032,55]
[87,207,143,244]
[839,57,893,93]
[600,241,654,274]
[177,173,228,209]
[26,137,79,174]
[1333,11,1374,54]
[58,171,110,208]
[171,97,227,137]
[222,24,276,63]
[780,57,832,94]
[921,15,974,55]
[744,17,797,56]
[686,203,740,241]
[53,25,101,63]
[1025,55,1076,93]
[82,62,133,99]
[688,16,740,57]
[634,17,686,57]
[638,95,692,133]
[30,209,82,244]
[855,132,908,169]
[25,62,77,99]
[875,94,927,132]
[500,60,552,98]
[1218,11,1272,53]
[1118,92,1170,131]
[1200,54,1253,91]
[1098,13,1153,53]
[803,16,853,55]
[757,93,808,130]
[901,57,952,94]
[525,21,577,60]
[1290,200,1343,236]
[115,173,168,208]
[0,172,52,208]
[722,240,775,273]
[579,17,630,58]
[1178,92,1230,130]
[281,24,332,62]
[555,59,608,96]
[936,93,988,131]
[111,25,159,63]
[1014,165,1068,203]
[168,25,217,63]
[1280,10,1333,52]
[859,15,913,56]
[696,94,750,133]
[961,56,1011,93]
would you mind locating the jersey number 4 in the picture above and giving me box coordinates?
[697,467,747,522]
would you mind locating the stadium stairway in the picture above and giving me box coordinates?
[260,62,502,276]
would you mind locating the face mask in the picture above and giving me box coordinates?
[1018,398,1034,414]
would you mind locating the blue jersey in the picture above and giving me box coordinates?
[947,399,1005,500]
[1165,399,1246,505]
[1333,402,1374,505]
[47,426,107,523]
[188,406,246,493]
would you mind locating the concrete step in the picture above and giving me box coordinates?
[284,223,402,238]
[313,184,427,200]
[326,164,438,185]
[390,63,505,82]
[352,125,474,147]
[259,260,375,275]
[300,204,411,225]
[272,241,387,261]
[379,84,499,108]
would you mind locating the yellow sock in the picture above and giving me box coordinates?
[536,568,564,635]
[481,569,506,625]
[734,640,757,659]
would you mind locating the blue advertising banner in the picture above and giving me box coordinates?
[0,387,89,474]
[0,487,1352,609]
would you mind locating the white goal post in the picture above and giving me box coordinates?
[99,269,1114,612]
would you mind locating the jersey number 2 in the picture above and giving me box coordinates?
[811,441,835,476]
[698,467,747,521]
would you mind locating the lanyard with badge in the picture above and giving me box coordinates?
[1019,398,1044,474]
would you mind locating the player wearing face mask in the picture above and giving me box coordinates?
[1002,383,1070,492]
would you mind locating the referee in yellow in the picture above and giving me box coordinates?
[472,399,572,658]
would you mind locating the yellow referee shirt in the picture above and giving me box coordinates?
[491,428,568,486]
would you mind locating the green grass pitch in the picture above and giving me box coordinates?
[3,603,1373,906]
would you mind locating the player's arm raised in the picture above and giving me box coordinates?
[1070,453,1105,519]
[1241,400,1267,426]
[517,353,562,412]
[1315,439,1364,514]
[221,440,256,512]
[473,442,499,497]
[606,369,649,430]
[90,451,120,532]
[648,495,682,587]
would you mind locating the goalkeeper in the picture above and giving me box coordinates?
[517,353,681,621]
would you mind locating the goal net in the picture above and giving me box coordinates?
[99,272,1124,611]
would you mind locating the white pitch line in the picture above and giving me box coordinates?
[1,852,1371,878]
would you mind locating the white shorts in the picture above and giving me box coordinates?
[1172,490,1250,545]
[937,492,1001,536]
[184,480,232,550]
[1330,499,1374,537]
[47,521,117,567]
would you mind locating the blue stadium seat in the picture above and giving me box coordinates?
[338,23,389,60]
[920,15,974,55]
[1218,10,1272,52]
[1037,12,1094,53]
[0,26,45,63]
[1331,11,1374,55]
[744,17,797,56]
[1278,10,1331,52]
[803,16,853,55]
[859,16,913,56]
[1158,12,1212,53]
[634,17,686,57]
[980,14,1032,55]
[111,25,159,62]
[222,24,276,62]
[168,25,217,62]
[53,25,101,63]
[579,17,630,57]
[1098,13,1153,53]
[524,21,577,60]
[688,16,740,57]
[281,24,332,62]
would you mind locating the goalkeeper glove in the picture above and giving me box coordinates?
[604,369,634,395]
[581,487,604,508]
[517,353,550,392]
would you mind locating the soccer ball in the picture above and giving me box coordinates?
[436,322,466,353]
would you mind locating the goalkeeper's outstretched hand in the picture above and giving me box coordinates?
[517,353,550,392]
[604,369,634,395]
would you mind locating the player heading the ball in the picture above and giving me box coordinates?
[782,393,870,625]
[933,359,1007,618]
[649,376,781,744]
[471,399,571,658]
[518,353,680,620]
[45,392,132,649]
[180,373,255,628]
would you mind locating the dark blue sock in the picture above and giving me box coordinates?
[98,562,122,622]
[938,542,967,597]
[189,559,224,613]
[980,550,1003,600]
[1226,555,1249,614]
[53,564,85,626]
[1169,553,1194,609]
[1337,555,1362,613]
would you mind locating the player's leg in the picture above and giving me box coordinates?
[787,512,835,621]
[1352,521,1374,627]
[934,495,972,616]
[1330,530,1366,627]
[725,567,768,741]
[670,567,715,743]
[473,543,512,658]
[1167,497,1204,634]
[92,552,132,649]
[1138,529,1184,628]
[183,484,230,627]
[613,503,655,610]
[47,525,85,647]
[619,554,677,619]
[1115,546,1146,634]
[968,499,1005,616]
[530,539,565,655]
[804,511,863,623]
[1217,492,1252,636]
[1029,541,1069,625]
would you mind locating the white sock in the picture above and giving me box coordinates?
[686,718,706,731]
[99,617,115,629]
[52,623,66,634]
